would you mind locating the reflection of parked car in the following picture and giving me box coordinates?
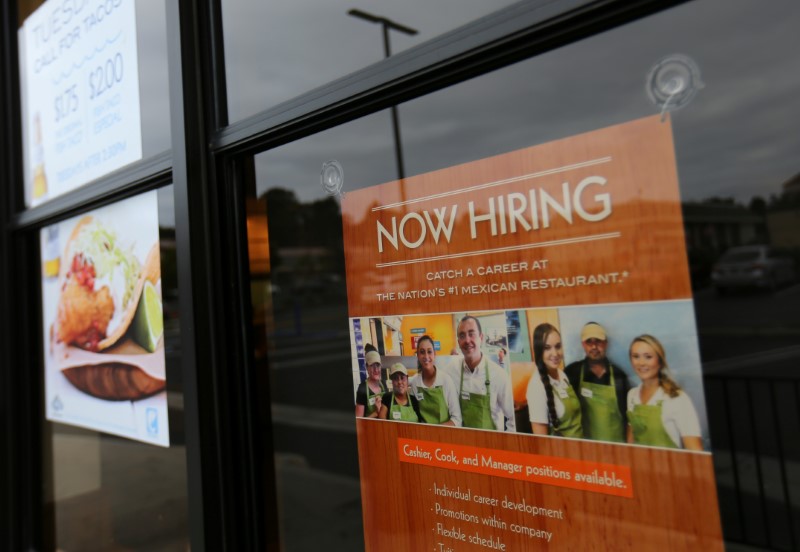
[711,245,796,293]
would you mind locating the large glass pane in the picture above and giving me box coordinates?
[17,0,171,208]
[221,0,518,122]
[41,186,187,551]
[246,0,800,549]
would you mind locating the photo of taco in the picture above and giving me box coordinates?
[55,216,160,352]
[50,215,165,401]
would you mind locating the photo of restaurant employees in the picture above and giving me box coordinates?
[350,300,709,451]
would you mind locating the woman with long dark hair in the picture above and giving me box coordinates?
[626,335,702,450]
[525,323,582,437]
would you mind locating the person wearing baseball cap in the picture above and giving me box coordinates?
[379,363,425,423]
[564,322,631,442]
[355,350,386,418]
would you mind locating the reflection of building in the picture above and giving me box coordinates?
[779,172,800,199]
[768,211,800,248]
[273,246,340,286]
[683,202,767,252]
[767,173,800,248]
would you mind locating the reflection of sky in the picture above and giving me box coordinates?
[157,186,175,228]
[256,0,800,208]
[222,0,519,121]
[558,300,709,443]
[136,0,171,157]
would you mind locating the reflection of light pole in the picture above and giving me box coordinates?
[349,9,418,181]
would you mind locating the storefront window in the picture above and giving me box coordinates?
[221,0,518,122]
[41,186,188,550]
[245,0,800,549]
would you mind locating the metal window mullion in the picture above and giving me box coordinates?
[721,378,746,540]
[225,154,277,550]
[1,1,34,550]
[167,0,247,549]
[773,380,799,551]
[2,0,23,215]
[167,0,214,548]
[206,0,230,129]
[745,379,771,546]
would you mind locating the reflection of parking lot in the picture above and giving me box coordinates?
[259,296,361,542]
[274,454,363,551]
[710,245,796,294]
[694,283,800,370]
[51,426,189,551]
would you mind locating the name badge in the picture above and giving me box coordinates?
[416,393,424,401]
[557,388,568,399]
[461,391,470,401]
[581,387,593,398]
[368,397,376,406]
[392,410,401,420]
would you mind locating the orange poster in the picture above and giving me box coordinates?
[344,117,722,550]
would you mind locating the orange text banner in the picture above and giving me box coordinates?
[398,437,633,498]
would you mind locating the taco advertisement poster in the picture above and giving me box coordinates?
[40,191,169,447]
[342,117,723,550]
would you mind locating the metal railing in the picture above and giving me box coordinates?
[706,374,800,551]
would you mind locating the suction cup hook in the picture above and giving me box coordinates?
[320,160,345,199]
[646,54,704,121]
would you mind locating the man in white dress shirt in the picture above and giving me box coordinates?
[456,315,515,431]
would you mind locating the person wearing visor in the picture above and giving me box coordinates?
[626,335,702,450]
[564,322,631,442]
[355,350,385,418]
[456,315,515,431]
[408,335,462,426]
[526,323,583,438]
[379,363,424,423]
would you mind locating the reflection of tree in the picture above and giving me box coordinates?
[765,173,800,259]
[682,198,767,288]
[262,188,346,306]
[158,227,178,304]
[263,189,302,253]
[768,173,800,211]
[265,189,343,256]
[748,197,767,215]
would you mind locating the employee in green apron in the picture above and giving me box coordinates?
[456,315,515,431]
[378,363,424,423]
[409,335,462,426]
[564,322,631,442]
[626,335,703,450]
[355,350,386,418]
[526,323,583,438]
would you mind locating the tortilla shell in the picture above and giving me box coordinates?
[97,244,161,351]
[53,336,166,401]
[57,215,161,351]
